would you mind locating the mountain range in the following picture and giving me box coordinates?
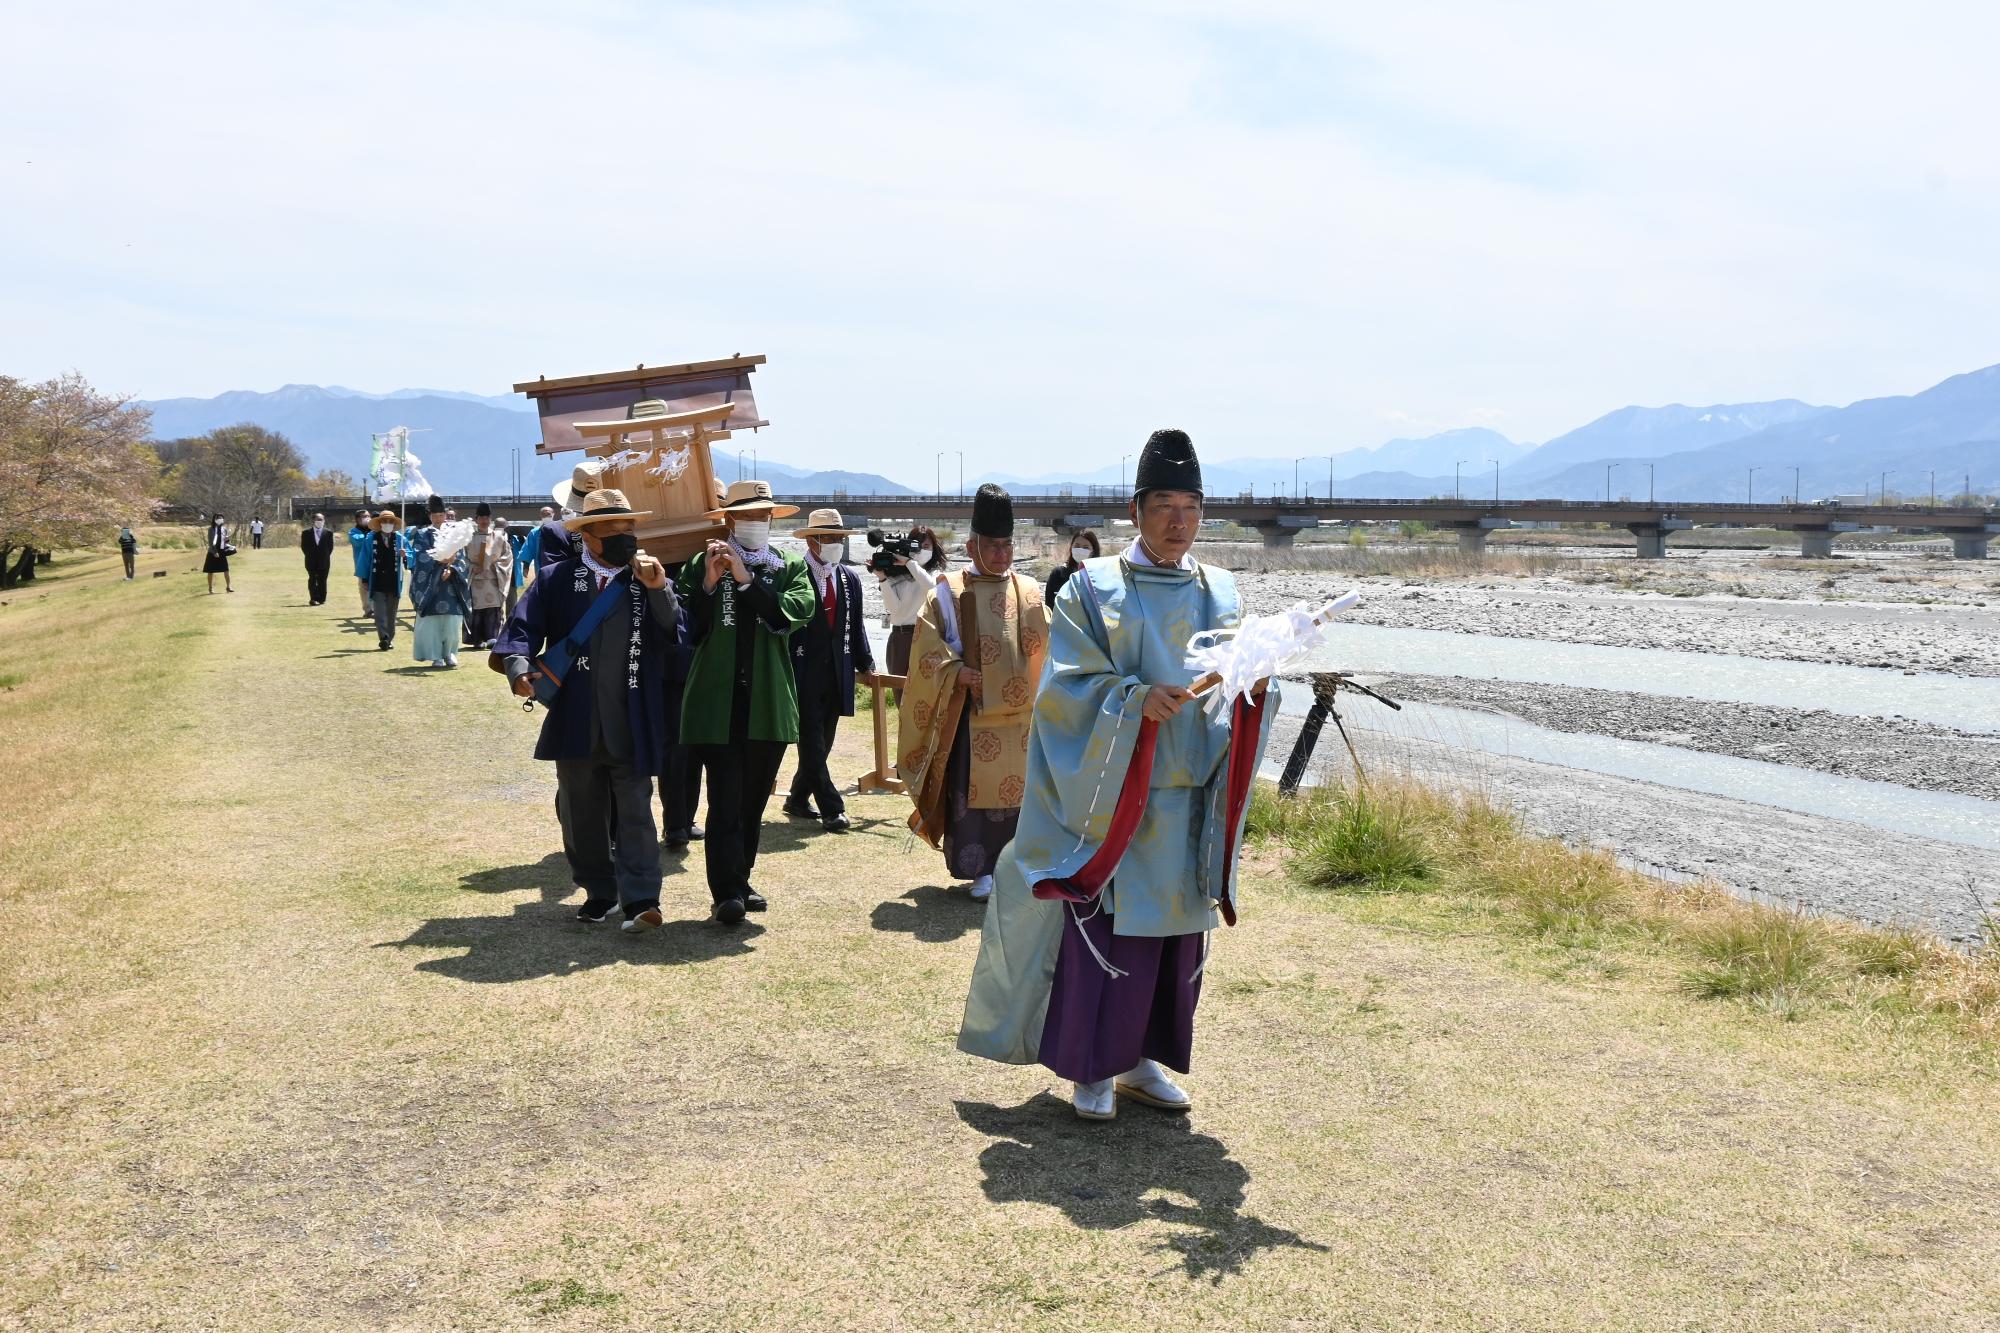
[139,384,918,499]
[140,362,2000,504]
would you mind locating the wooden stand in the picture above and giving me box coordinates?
[855,670,908,795]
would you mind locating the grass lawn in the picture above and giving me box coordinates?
[3,543,1998,1330]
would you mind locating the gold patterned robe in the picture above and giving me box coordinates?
[898,570,1050,848]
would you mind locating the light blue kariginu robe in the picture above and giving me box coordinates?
[957,552,1278,1066]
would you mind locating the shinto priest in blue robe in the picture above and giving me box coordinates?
[957,542,1277,1083]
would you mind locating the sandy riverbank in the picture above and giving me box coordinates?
[1366,673,2000,802]
[1267,710,2000,944]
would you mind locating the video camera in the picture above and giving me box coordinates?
[865,528,919,576]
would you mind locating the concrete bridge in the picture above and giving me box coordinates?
[290,493,1998,559]
[772,494,2000,560]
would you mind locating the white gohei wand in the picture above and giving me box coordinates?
[1183,589,1363,718]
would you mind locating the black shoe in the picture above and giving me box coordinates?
[686,823,705,842]
[377,640,390,651]
[744,890,768,912]
[821,813,851,833]
[714,897,747,925]
[781,799,818,820]
[664,828,691,849]
[577,903,614,924]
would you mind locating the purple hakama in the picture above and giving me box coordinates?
[1036,905,1203,1084]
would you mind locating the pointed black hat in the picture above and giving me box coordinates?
[1133,428,1202,498]
[427,493,447,513]
[970,483,1014,539]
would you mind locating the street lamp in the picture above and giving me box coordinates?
[1326,455,1336,501]
[1120,455,1130,493]
[1294,456,1314,499]
[746,447,758,482]
[1645,462,1655,504]
[1454,459,1467,501]
[1929,469,1936,509]
[935,451,943,498]
[1880,470,1894,504]
[1606,462,1620,503]
[1746,466,1758,504]
[1790,465,1801,505]
[1487,459,1501,504]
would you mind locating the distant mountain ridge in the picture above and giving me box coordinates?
[140,364,2000,505]
[138,384,919,498]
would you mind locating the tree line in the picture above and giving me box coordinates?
[0,370,351,588]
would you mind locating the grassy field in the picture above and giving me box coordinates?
[4,543,1999,1331]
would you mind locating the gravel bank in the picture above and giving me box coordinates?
[1367,674,2000,803]
[1267,711,2000,944]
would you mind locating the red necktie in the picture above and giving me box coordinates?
[822,569,837,627]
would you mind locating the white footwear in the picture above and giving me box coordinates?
[1115,1058,1192,1111]
[969,875,994,901]
[1073,1077,1117,1121]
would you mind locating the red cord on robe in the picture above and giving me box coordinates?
[1032,691,1267,926]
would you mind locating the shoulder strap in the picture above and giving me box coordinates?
[562,574,630,651]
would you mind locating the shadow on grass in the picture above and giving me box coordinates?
[376,852,760,982]
[955,1094,1326,1283]
[870,885,983,942]
[755,809,908,855]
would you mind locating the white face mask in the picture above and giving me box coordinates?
[818,541,846,564]
[1070,545,1091,562]
[733,519,771,550]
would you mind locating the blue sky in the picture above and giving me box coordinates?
[3,1,1997,475]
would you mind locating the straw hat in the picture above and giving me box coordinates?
[375,508,400,527]
[552,458,609,510]
[707,478,799,520]
[562,488,654,530]
[794,507,859,539]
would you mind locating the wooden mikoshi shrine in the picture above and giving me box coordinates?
[512,355,768,564]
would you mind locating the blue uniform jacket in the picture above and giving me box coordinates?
[494,557,676,774]
[355,530,407,598]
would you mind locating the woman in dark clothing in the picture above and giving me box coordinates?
[1043,527,1100,606]
[202,516,233,594]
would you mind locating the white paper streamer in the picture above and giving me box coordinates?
[603,448,653,476]
[1183,589,1362,718]
[647,444,691,483]
[426,518,479,565]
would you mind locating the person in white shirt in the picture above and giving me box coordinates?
[876,525,947,704]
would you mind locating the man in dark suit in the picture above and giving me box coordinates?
[299,511,335,605]
[783,508,875,833]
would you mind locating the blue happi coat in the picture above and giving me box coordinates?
[407,525,471,617]
[493,557,676,774]
[958,554,1278,1066]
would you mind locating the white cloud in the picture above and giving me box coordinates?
[2,0,1996,477]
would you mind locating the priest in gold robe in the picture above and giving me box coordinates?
[897,484,1049,901]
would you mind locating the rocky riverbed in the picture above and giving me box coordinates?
[1364,674,2000,803]
[1265,710,2000,944]
[1223,549,2000,678]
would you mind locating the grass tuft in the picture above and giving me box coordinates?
[1678,907,1833,1013]
[1293,784,1436,891]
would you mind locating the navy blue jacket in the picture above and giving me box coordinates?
[494,557,677,773]
[790,563,874,716]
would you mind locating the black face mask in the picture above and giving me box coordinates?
[597,533,638,567]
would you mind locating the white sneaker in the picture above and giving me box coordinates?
[969,875,994,901]
[445,654,459,668]
[1116,1058,1192,1111]
[1072,1077,1117,1121]
[621,908,663,934]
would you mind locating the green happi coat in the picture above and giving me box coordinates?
[676,547,816,745]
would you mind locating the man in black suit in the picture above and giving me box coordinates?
[783,508,875,833]
[299,511,335,606]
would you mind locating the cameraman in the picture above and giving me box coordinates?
[876,525,946,703]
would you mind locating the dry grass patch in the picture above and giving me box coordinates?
[1250,777,2000,1038]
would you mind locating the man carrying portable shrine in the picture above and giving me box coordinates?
[493,488,680,932]
[896,484,1049,902]
[956,430,1277,1121]
[676,480,816,925]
